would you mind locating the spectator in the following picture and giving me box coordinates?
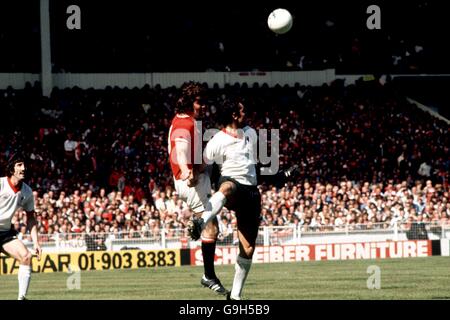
[1,81,448,237]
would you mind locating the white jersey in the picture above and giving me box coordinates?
[0,177,34,232]
[204,126,258,186]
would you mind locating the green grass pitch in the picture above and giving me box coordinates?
[1,257,449,300]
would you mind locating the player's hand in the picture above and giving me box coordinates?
[34,245,42,261]
[284,164,300,180]
[187,175,198,187]
[180,169,193,181]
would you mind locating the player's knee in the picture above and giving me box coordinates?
[19,251,32,265]
[202,224,219,239]
[241,245,255,259]
[219,181,236,197]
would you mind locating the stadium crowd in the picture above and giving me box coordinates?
[1,78,449,239]
[11,178,450,243]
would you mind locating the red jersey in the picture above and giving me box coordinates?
[168,114,199,180]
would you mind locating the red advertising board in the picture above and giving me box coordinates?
[191,240,432,266]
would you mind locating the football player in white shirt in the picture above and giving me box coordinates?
[0,153,42,300]
[195,99,299,300]
[202,100,261,300]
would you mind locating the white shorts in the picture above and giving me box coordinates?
[174,172,211,214]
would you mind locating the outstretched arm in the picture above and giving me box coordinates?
[254,129,299,188]
[257,164,300,188]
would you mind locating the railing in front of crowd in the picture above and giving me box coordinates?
[19,222,450,253]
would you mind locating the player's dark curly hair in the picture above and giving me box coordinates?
[217,96,244,127]
[6,152,26,177]
[175,81,207,114]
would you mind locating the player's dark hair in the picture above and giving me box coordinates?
[217,97,243,126]
[175,81,206,114]
[6,152,26,177]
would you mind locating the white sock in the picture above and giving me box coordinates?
[230,255,252,300]
[18,264,31,300]
[201,192,226,226]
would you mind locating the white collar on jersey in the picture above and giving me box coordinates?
[176,114,191,118]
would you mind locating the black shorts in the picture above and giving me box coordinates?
[219,176,261,240]
[0,228,18,250]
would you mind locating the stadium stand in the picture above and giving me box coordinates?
[2,79,448,239]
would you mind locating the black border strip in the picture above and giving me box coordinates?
[180,248,191,265]
[431,240,441,256]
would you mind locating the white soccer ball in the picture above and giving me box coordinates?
[267,8,293,34]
